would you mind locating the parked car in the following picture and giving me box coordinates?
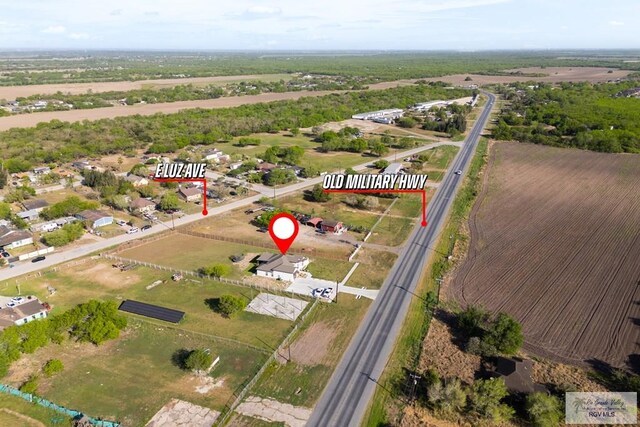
[141,225,152,231]
[312,288,325,298]
[116,219,127,226]
[127,227,140,234]
[31,256,46,263]
[321,288,334,299]
[6,302,16,308]
[11,297,24,303]
[1,251,10,258]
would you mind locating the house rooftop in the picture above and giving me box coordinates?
[0,228,32,247]
[178,187,201,197]
[321,219,341,228]
[0,299,46,325]
[493,356,547,394]
[22,199,49,211]
[77,209,112,222]
[256,253,307,274]
[382,163,404,174]
[131,198,155,208]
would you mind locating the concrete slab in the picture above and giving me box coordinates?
[245,293,308,321]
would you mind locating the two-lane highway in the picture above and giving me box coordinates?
[307,92,495,427]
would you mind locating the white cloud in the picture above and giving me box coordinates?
[608,20,624,26]
[246,6,281,15]
[42,25,66,34]
[69,32,89,40]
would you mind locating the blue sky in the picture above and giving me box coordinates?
[0,0,638,50]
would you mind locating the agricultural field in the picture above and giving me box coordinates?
[447,142,640,368]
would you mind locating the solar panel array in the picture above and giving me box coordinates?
[118,300,185,323]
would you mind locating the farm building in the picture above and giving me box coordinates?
[177,187,202,202]
[256,253,309,282]
[0,226,33,249]
[382,163,405,175]
[411,100,448,111]
[22,199,49,212]
[352,108,404,121]
[32,166,51,175]
[321,220,346,235]
[130,198,156,214]
[306,217,323,228]
[75,209,113,228]
[0,296,49,330]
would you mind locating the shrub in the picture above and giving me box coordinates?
[19,375,39,394]
[469,378,514,422]
[485,312,523,355]
[200,263,231,278]
[373,159,390,169]
[427,378,467,413]
[457,305,489,337]
[217,294,248,317]
[185,349,213,372]
[526,392,563,427]
[43,359,64,377]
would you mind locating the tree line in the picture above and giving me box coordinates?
[0,84,471,171]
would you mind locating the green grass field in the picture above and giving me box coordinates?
[118,234,257,278]
[349,250,398,289]
[367,216,417,246]
[2,260,292,348]
[28,321,268,426]
[0,401,71,427]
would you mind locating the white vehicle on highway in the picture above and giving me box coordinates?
[126,227,140,234]
[454,170,462,175]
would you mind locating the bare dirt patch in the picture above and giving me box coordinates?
[447,142,640,368]
[235,396,311,427]
[285,321,337,366]
[423,66,630,86]
[67,262,140,289]
[146,398,220,427]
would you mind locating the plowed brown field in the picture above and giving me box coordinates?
[448,142,640,369]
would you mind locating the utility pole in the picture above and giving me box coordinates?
[335,279,339,304]
[409,373,420,402]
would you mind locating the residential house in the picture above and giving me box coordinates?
[255,253,309,282]
[33,166,51,175]
[490,357,547,394]
[177,187,202,202]
[16,209,39,222]
[203,148,230,163]
[287,165,305,176]
[75,210,113,228]
[0,296,49,330]
[12,172,37,184]
[130,198,156,214]
[22,199,49,212]
[256,162,277,172]
[320,220,346,235]
[0,226,33,249]
[124,174,149,187]
[72,161,92,171]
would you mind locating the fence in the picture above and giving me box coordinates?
[0,384,119,426]
[215,298,320,426]
[109,230,177,255]
[4,257,96,288]
[18,246,55,261]
[178,229,350,261]
[100,253,302,296]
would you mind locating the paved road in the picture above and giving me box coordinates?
[306,92,495,427]
[0,141,456,282]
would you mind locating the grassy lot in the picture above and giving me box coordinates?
[306,258,354,283]
[118,233,257,277]
[388,194,424,218]
[424,169,445,182]
[2,260,292,348]
[419,144,459,169]
[349,250,398,289]
[252,296,371,407]
[6,322,268,426]
[367,216,417,247]
[0,398,72,426]
[275,193,390,232]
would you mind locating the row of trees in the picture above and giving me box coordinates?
[0,300,127,377]
[425,371,563,426]
[41,222,85,247]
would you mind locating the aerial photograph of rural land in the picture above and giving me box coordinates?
[0,1,639,426]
